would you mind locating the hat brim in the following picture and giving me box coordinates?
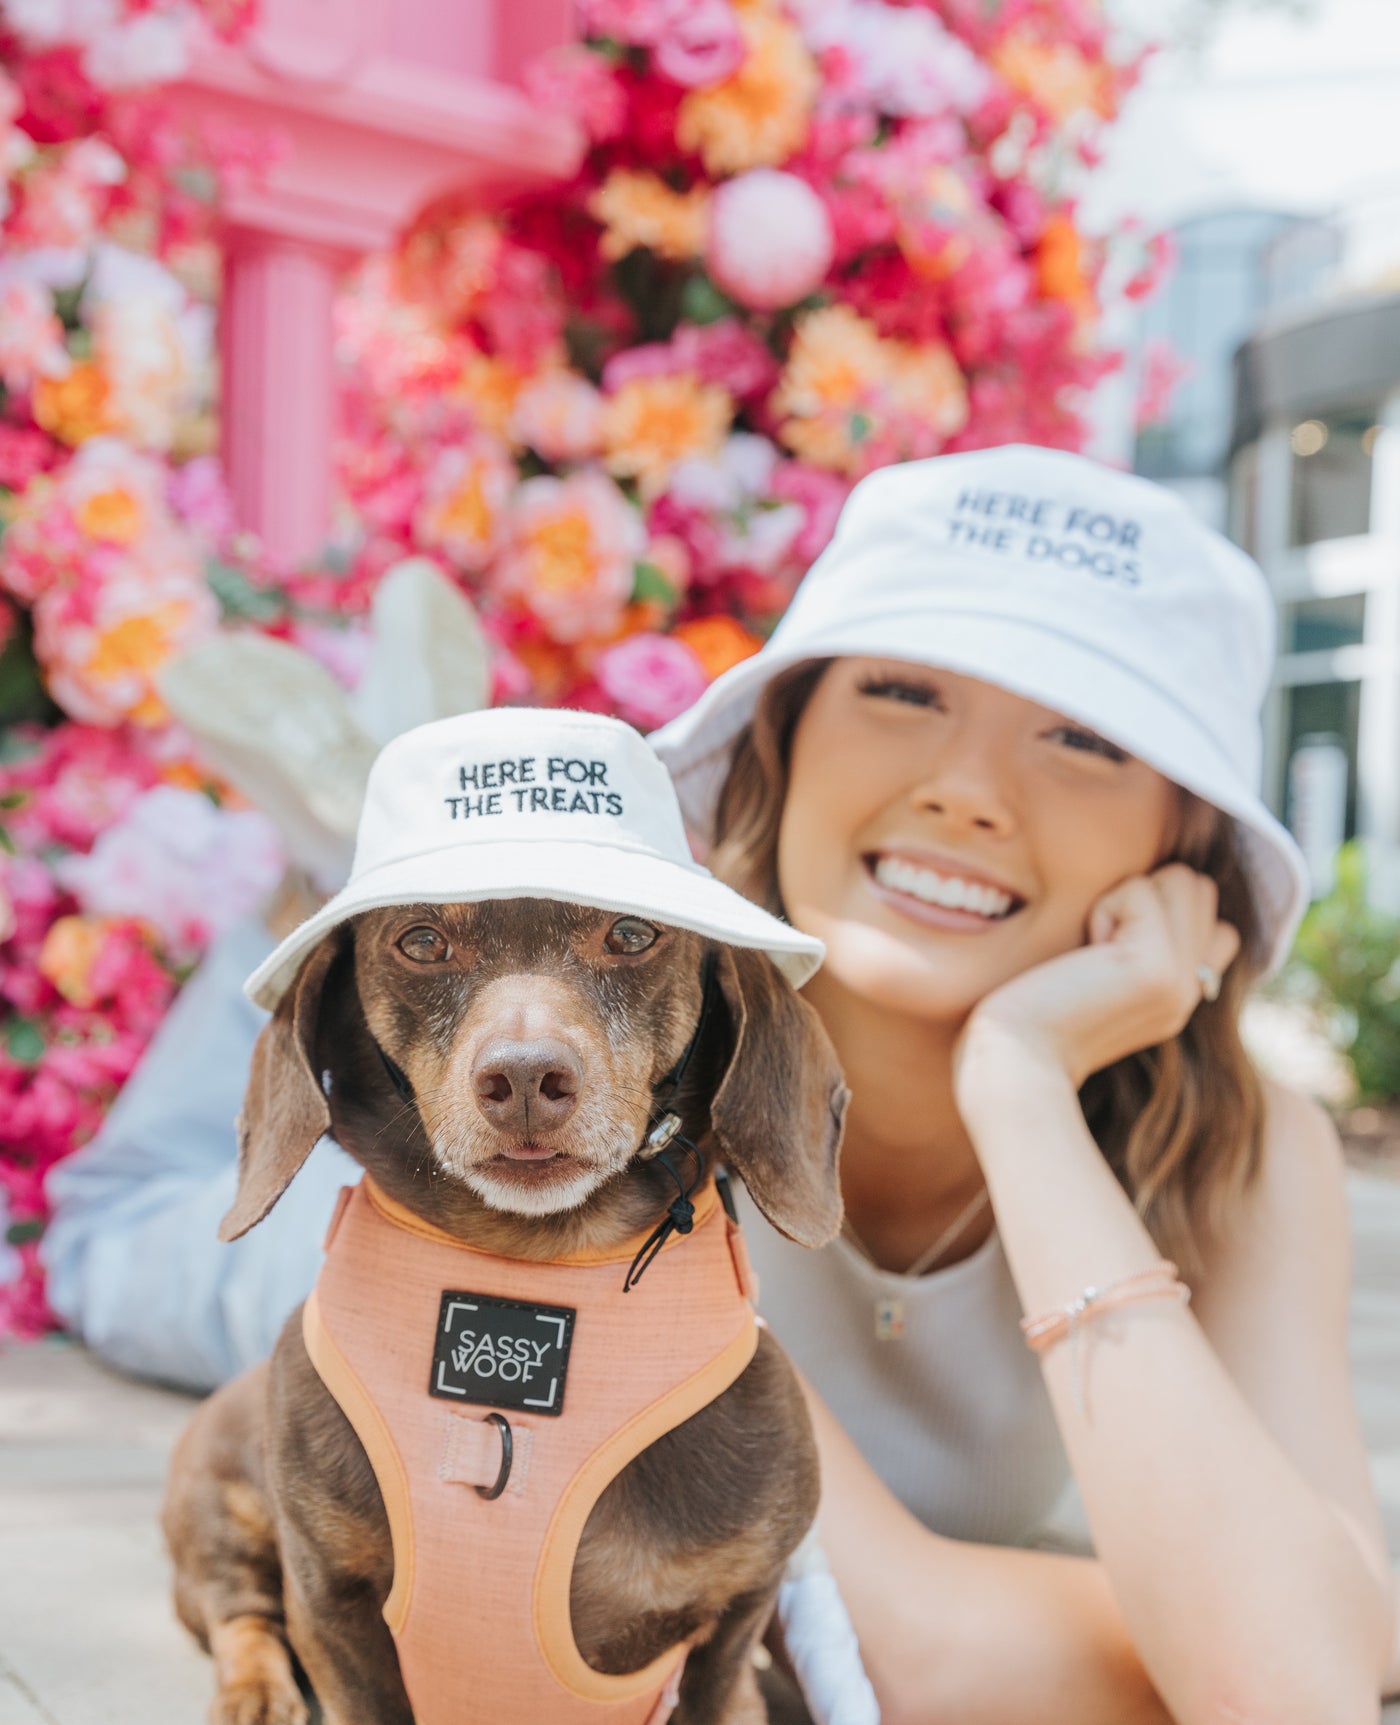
[244,840,824,1010]
[651,600,1310,976]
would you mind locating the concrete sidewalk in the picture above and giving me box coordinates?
[4,1173,1400,1725]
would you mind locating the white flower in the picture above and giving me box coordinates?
[84,246,212,451]
[83,9,192,87]
[718,501,805,575]
[794,0,991,117]
[670,434,780,513]
[55,786,285,959]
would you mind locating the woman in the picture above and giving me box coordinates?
[651,444,1398,1724]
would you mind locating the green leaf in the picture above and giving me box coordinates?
[631,561,678,607]
[1289,840,1400,1100]
[4,1017,46,1067]
[6,1218,43,1247]
[0,613,60,728]
[204,558,286,624]
[680,272,738,327]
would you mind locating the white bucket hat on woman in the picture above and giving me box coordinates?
[244,707,824,1010]
[650,444,1309,973]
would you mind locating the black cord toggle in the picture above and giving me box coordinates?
[623,1139,701,1293]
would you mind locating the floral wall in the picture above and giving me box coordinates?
[0,0,1162,1336]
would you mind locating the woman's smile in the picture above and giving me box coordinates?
[863,847,1025,930]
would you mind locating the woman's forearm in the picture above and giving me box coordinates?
[803,1387,1174,1725]
[959,1054,1392,1725]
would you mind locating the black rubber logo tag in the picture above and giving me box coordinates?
[429,1291,575,1416]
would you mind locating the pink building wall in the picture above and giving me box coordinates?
[170,0,582,569]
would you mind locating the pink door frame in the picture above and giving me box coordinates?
[170,0,581,570]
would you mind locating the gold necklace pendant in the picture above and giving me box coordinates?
[874,1296,906,1342]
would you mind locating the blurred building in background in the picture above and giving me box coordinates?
[1227,209,1400,908]
[1091,0,1400,908]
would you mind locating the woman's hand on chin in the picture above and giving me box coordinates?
[953,863,1242,1103]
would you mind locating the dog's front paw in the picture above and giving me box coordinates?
[211,1676,309,1725]
[208,1617,309,1725]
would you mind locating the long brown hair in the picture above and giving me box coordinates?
[709,659,1267,1268]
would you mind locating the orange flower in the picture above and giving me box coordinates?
[673,615,763,680]
[677,10,818,176]
[511,636,577,703]
[992,33,1112,123]
[1036,212,1096,317]
[82,602,192,726]
[38,915,112,1008]
[772,304,967,476]
[452,351,527,440]
[73,484,145,545]
[499,472,643,644]
[589,172,710,263]
[32,360,114,447]
[602,374,732,498]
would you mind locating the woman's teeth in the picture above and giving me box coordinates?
[873,856,1015,919]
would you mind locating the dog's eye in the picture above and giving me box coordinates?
[604,916,658,955]
[397,925,451,964]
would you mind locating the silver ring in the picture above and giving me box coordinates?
[1196,963,1222,1003]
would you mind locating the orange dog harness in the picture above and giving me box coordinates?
[304,1176,760,1725]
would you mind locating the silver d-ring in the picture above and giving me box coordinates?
[476,1412,513,1501]
[1196,963,1222,1004]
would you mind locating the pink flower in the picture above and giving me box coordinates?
[413,438,515,574]
[595,632,708,729]
[706,169,834,310]
[9,136,125,250]
[499,471,643,644]
[510,372,605,463]
[32,545,220,727]
[0,424,57,490]
[602,321,777,402]
[8,722,159,853]
[769,460,852,566]
[652,0,745,88]
[287,620,374,691]
[675,320,779,400]
[524,45,627,143]
[0,278,71,394]
[166,455,235,548]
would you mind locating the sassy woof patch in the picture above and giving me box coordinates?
[429,1291,575,1416]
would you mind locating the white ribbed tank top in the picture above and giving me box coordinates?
[738,1191,1070,1546]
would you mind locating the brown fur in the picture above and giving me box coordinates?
[164,899,847,1725]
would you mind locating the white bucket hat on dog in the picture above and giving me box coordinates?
[650,444,1309,973]
[245,707,824,1010]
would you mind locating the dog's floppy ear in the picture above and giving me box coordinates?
[219,930,344,1242]
[709,945,849,1247]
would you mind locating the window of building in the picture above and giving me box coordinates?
[1287,410,1380,546]
[1284,592,1367,654]
[1280,678,1360,841]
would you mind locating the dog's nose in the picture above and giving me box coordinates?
[471,1038,582,1135]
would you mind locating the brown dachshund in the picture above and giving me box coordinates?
[162,897,847,1725]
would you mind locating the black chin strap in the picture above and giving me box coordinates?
[623,950,718,1293]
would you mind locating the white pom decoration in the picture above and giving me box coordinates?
[706,169,835,311]
[778,1530,882,1725]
